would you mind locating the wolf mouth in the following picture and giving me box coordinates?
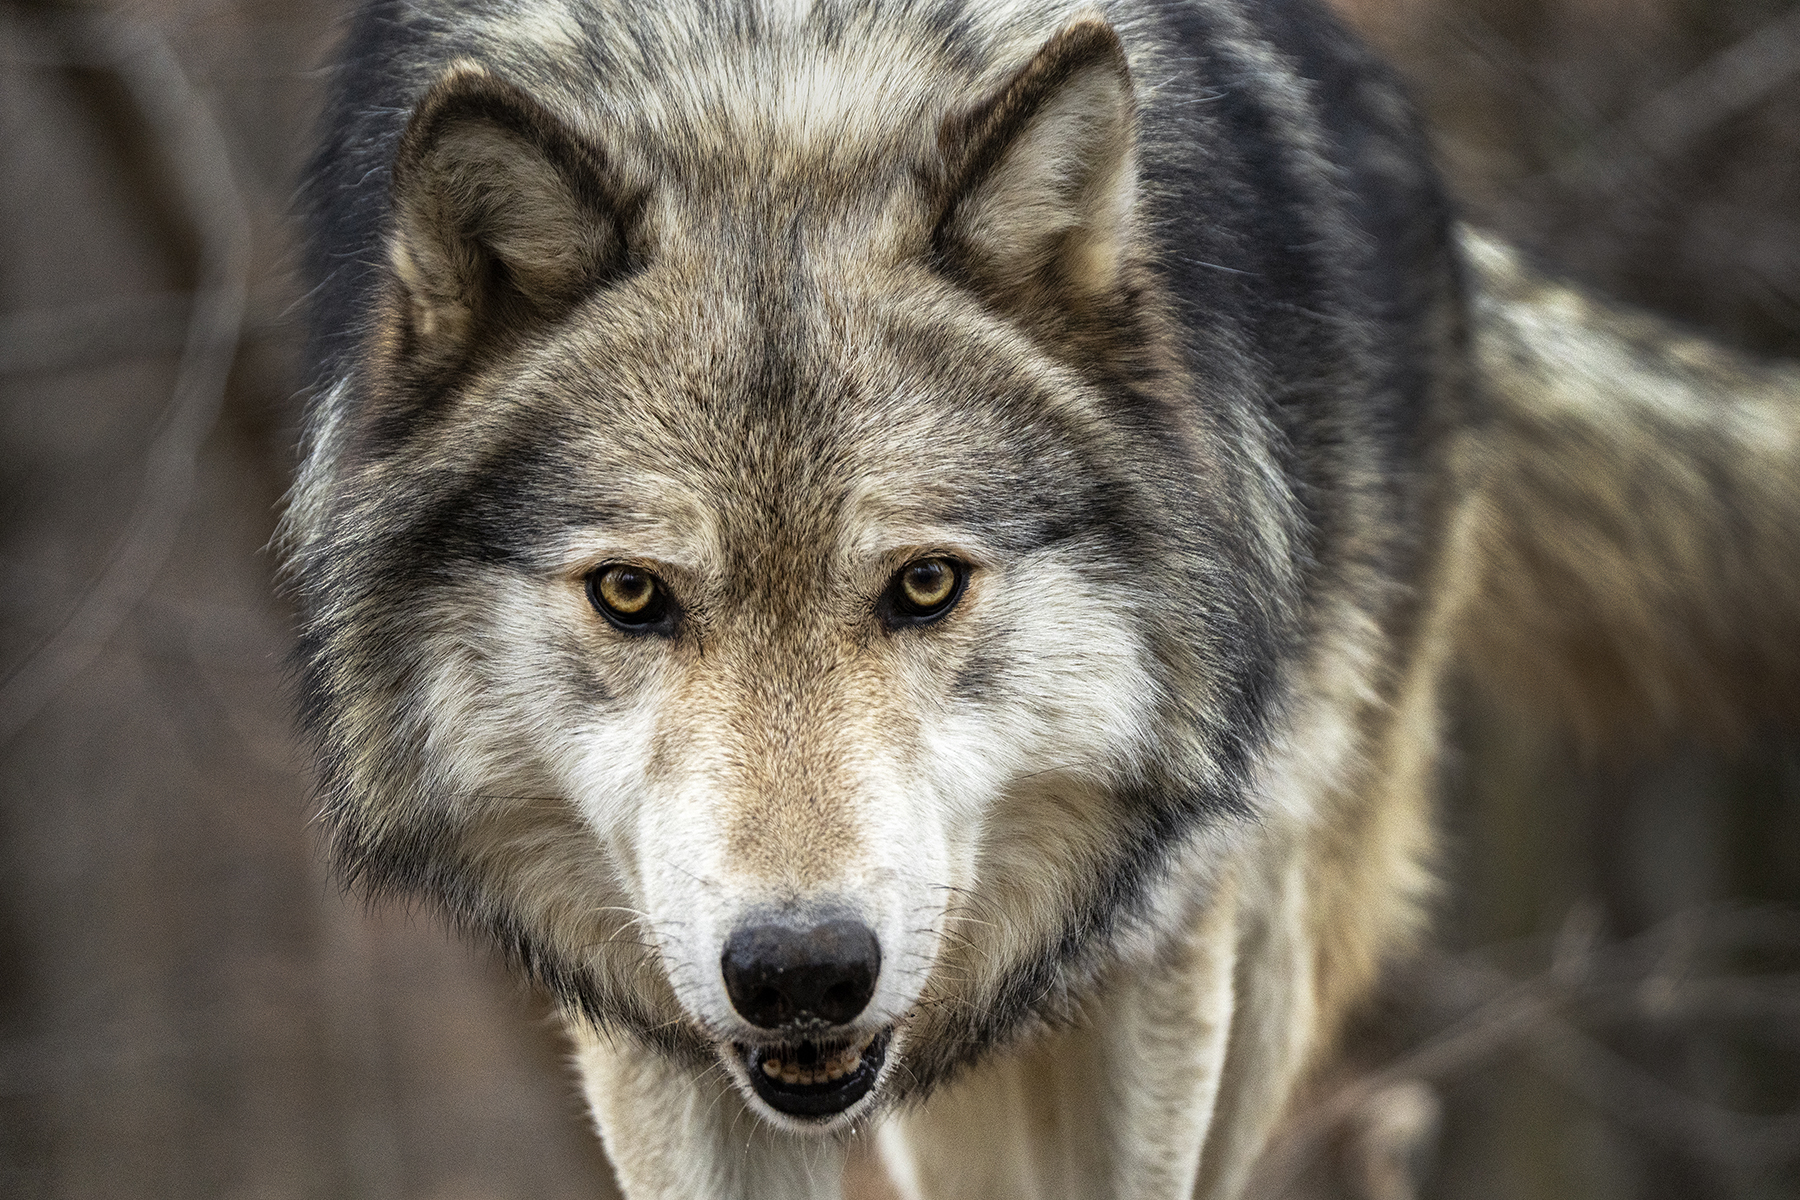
[739,1029,889,1118]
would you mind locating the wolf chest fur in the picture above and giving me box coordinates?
[287,1,1800,1196]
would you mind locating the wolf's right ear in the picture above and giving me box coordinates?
[932,19,1138,308]
[386,64,633,374]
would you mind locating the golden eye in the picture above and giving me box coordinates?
[588,565,671,630]
[888,557,965,624]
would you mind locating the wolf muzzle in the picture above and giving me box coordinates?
[721,916,887,1118]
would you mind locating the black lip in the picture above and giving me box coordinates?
[740,1031,889,1119]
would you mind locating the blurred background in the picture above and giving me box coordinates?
[0,1,1795,1198]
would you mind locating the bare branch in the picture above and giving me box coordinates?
[0,8,250,745]
[1622,7,1800,163]
[1248,905,1800,1197]
[1538,5,1800,197]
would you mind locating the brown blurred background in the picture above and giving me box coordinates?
[0,1,1795,1198]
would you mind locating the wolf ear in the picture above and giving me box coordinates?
[933,19,1138,306]
[387,64,632,372]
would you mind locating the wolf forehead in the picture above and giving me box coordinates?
[346,204,1192,551]
[360,313,1173,575]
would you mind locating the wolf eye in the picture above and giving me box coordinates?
[587,564,672,632]
[884,557,966,626]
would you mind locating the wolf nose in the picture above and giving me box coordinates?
[721,918,881,1029]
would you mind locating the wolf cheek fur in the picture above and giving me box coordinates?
[287,1,1800,1198]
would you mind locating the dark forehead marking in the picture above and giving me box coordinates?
[350,416,639,584]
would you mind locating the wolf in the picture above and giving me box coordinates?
[283,0,1800,1196]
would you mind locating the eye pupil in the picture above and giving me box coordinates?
[602,568,652,613]
[903,561,951,608]
[589,565,669,630]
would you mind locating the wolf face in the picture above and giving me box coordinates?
[292,12,1302,1131]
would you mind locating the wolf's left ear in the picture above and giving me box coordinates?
[933,19,1138,306]
[387,64,633,373]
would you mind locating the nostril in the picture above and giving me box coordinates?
[821,981,862,1016]
[751,987,787,1024]
[721,917,881,1030]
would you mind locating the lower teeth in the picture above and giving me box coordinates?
[760,1036,873,1086]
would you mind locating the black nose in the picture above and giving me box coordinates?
[721,917,881,1029]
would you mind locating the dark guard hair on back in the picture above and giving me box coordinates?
[288,0,1462,1097]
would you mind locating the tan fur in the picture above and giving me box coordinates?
[388,63,631,374]
[1457,230,1800,747]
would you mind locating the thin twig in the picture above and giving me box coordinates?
[1619,7,1800,164]
[1248,905,1800,1196]
[1247,971,1565,1197]
[1524,5,1800,198]
[0,8,249,745]
[1528,1016,1800,1168]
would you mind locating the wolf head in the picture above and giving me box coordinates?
[291,14,1296,1131]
